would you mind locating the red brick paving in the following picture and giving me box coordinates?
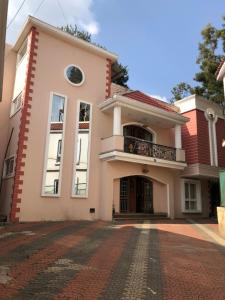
[55,226,132,300]
[0,219,224,300]
[0,221,76,256]
[156,222,225,300]
[0,221,105,299]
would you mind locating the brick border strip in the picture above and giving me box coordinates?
[10,27,39,222]
[105,58,112,98]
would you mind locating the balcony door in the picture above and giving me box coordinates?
[120,176,153,214]
[123,125,153,142]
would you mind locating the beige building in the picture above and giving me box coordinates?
[0,16,225,222]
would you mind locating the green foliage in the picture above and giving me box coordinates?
[60,25,129,87]
[170,82,194,103]
[171,16,225,104]
[60,25,91,42]
[111,62,129,87]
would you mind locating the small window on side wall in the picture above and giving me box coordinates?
[17,39,28,65]
[10,93,23,117]
[3,156,15,178]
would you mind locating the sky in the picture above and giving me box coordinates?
[6,0,225,102]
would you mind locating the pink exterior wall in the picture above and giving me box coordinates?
[0,45,18,216]
[17,29,110,221]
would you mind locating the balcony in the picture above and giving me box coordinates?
[100,135,186,170]
[124,136,176,161]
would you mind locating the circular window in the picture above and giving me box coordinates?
[65,65,84,86]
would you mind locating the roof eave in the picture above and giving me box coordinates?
[100,94,189,124]
[13,16,118,62]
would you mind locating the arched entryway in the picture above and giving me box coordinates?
[120,176,153,213]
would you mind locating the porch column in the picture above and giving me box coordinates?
[113,105,122,135]
[175,124,182,149]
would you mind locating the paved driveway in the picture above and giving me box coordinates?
[0,219,224,300]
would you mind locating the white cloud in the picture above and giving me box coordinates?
[6,0,100,44]
[149,94,168,103]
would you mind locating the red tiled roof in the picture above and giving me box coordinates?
[216,56,225,77]
[123,91,178,113]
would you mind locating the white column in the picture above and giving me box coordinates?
[113,105,122,135]
[175,124,182,149]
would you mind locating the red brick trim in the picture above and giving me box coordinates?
[10,27,39,222]
[105,58,112,98]
[79,123,89,129]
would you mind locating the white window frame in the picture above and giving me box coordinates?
[10,92,23,118]
[71,100,92,198]
[41,92,67,197]
[16,38,28,66]
[181,179,202,213]
[3,155,15,179]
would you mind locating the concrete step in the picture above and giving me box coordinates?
[113,213,168,220]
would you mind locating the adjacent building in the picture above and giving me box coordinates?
[0,16,225,222]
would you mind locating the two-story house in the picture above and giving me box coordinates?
[0,16,225,222]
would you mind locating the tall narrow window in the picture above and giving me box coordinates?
[72,101,92,197]
[42,93,67,196]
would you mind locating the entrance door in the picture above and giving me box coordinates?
[120,176,153,213]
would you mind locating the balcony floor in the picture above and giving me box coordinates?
[99,150,187,170]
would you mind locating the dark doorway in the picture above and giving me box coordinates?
[120,176,153,213]
[123,125,153,141]
[209,180,220,218]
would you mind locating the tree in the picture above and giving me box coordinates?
[170,16,225,104]
[60,25,129,87]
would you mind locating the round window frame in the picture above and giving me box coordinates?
[64,64,85,87]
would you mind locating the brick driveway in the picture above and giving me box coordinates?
[0,219,224,300]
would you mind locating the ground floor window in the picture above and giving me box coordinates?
[182,179,201,213]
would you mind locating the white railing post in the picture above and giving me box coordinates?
[113,105,122,135]
[175,124,182,149]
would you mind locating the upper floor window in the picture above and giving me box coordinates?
[72,101,92,197]
[3,156,15,178]
[10,93,22,117]
[17,39,27,65]
[42,93,67,196]
[51,95,65,122]
[123,125,153,142]
[65,65,85,86]
[79,102,90,122]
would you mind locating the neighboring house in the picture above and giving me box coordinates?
[0,16,225,222]
[216,55,225,235]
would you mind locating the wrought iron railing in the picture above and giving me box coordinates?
[124,136,176,161]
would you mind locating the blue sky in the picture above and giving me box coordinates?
[6,0,225,101]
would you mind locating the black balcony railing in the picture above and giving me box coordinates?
[124,136,176,161]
